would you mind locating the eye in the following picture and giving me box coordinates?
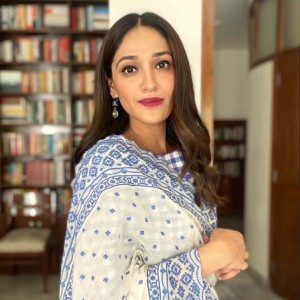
[156,60,171,69]
[121,65,137,74]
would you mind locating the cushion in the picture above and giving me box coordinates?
[0,228,51,253]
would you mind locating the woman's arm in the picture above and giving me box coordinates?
[60,186,220,299]
[198,228,248,279]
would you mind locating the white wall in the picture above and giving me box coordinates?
[213,49,249,119]
[214,47,274,281]
[245,61,273,279]
[109,0,202,110]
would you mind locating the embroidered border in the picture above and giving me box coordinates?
[147,249,218,300]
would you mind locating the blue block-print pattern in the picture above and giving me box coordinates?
[59,135,218,299]
[148,249,217,299]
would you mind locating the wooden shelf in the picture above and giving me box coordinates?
[0,0,109,271]
[214,119,246,215]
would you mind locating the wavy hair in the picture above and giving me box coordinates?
[74,12,222,207]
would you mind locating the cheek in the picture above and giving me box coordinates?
[165,74,175,96]
[166,75,175,109]
[118,99,137,117]
[113,80,132,99]
[165,71,175,88]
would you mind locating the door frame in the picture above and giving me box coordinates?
[201,0,215,153]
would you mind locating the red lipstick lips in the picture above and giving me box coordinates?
[138,97,163,107]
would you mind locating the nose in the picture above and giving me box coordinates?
[141,68,157,92]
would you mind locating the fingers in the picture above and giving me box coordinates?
[245,251,249,260]
[216,269,241,280]
[241,251,249,270]
[202,235,210,244]
[214,249,249,281]
[241,260,248,270]
[204,228,249,278]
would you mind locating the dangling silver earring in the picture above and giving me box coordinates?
[112,98,119,119]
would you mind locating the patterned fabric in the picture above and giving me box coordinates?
[155,149,192,182]
[59,134,218,299]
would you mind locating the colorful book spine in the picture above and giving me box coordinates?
[2,159,70,185]
[0,5,42,30]
[70,5,109,30]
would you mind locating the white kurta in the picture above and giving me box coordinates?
[59,135,218,299]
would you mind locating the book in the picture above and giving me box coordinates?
[0,6,13,29]
[0,40,14,62]
[43,4,70,28]
[0,97,27,124]
[73,128,86,148]
[0,70,22,92]
[93,6,109,30]
[70,6,78,29]
[72,5,109,30]
[56,188,71,213]
[0,68,70,93]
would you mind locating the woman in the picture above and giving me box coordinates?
[59,12,248,299]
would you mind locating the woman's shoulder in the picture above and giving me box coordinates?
[82,135,128,162]
[87,134,129,155]
[75,135,129,176]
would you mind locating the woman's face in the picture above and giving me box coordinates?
[108,25,174,130]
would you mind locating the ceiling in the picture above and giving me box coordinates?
[215,0,249,49]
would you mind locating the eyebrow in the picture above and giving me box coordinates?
[116,51,172,68]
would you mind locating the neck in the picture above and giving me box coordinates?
[123,123,171,154]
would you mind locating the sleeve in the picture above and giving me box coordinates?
[129,248,218,300]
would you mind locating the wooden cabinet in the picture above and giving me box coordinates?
[269,48,300,300]
[214,120,246,215]
[0,0,109,272]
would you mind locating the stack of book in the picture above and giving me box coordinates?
[1,132,70,156]
[0,69,69,93]
[73,38,103,63]
[71,5,109,30]
[2,159,70,185]
[28,98,68,124]
[72,70,94,94]
[0,71,22,92]
[0,97,27,124]
[73,128,86,148]
[73,98,94,125]
[0,5,42,30]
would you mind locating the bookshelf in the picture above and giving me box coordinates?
[214,120,246,215]
[0,0,109,271]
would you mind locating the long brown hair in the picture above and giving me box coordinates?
[74,12,222,207]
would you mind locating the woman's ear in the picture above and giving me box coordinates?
[107,79,118,98]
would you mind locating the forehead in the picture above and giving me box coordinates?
[113,25,170,59]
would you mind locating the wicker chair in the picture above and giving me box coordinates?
[0,192,56,293]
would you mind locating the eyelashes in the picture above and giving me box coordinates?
[121,60,172,74]
[121,65,137,74]
[156,60,171,69]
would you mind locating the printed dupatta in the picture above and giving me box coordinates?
[59,135,218,299]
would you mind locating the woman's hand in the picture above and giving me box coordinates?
[198,228,249,279]
[210,228,249,271]
[202,231,248,280]
[215,267,241,280]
